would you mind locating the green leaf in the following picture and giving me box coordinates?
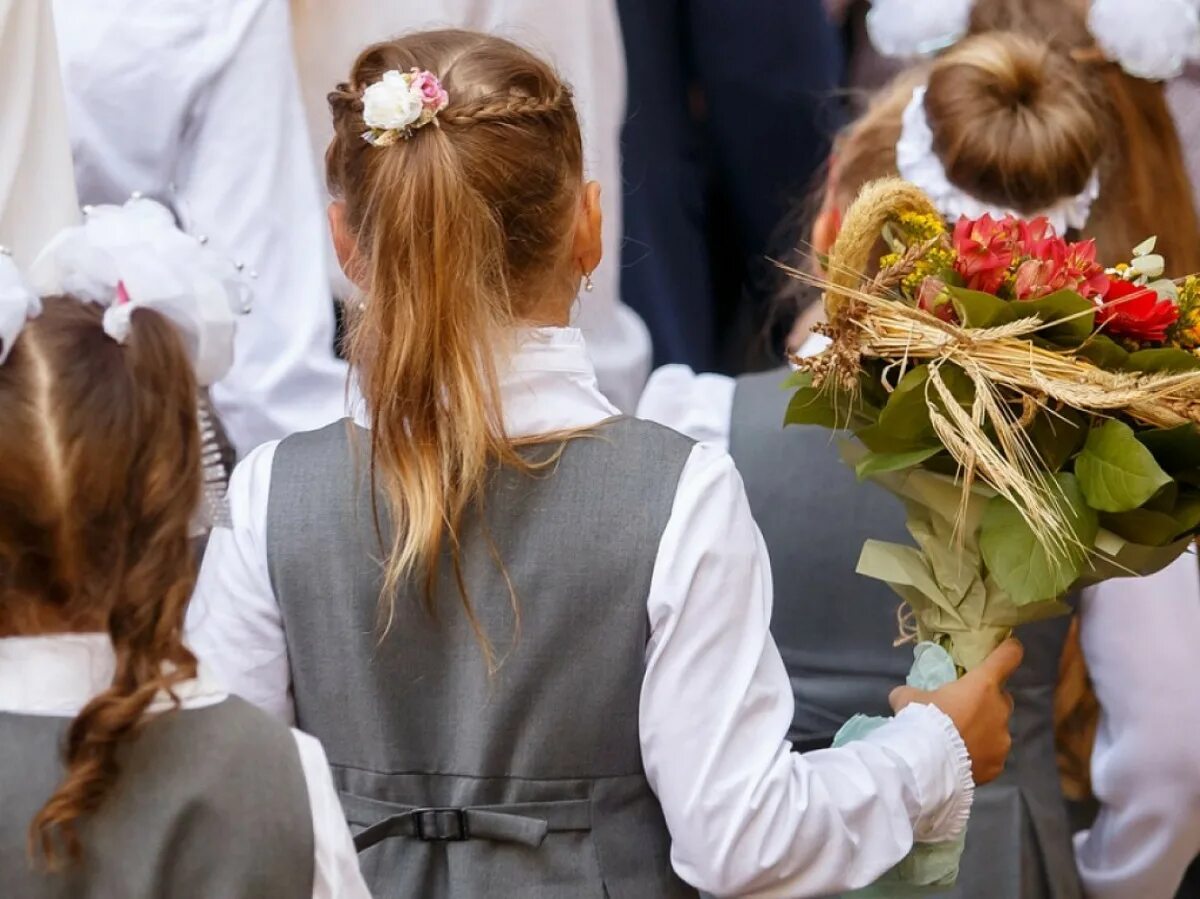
[780,369,812,390]
[1027,408,1087,472]
[855,447,943,481]
[1075,334,1130,369]
[1136,424,1200,473]
[1075,420,1174,512]
[1101,491,1200,546]
[1101,508,1190,547]
[784,386,842,429]
[1124,348,1200,373]
[1018,290,1097,344]
[979,473,1099,606]
[948,286,1016,329]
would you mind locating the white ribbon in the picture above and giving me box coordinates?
[1088,0,1200,81]
[866,0,973,58]
[897,86,1101,233]
[0,251,42,364]
[867,0,1200,82]
[30,198,251,386]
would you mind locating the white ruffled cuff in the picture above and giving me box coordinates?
[868,702,975,843]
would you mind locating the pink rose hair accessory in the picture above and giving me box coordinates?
[361,69,451,147]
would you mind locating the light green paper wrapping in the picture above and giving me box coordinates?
[841,442,1190,670]
[833,643,964,895]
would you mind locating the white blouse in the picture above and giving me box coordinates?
[52,0,349,456]
[188,327,973,897]
[0,633,370,899]
[638,361,1200,899]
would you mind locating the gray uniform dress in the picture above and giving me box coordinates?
[729,369,1081,899]
[0,696,315,899]
[267,418,700,899]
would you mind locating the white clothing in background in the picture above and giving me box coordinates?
[0,634,370,899]
[188,327,974,897]
[0,0,78,268]
[638,362,1200,899]
[52,0,348,456]
[289,0,651,411]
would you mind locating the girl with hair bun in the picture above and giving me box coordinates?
[189,28,1022,899]
[0,205,369,898]
[640,21,1200,899]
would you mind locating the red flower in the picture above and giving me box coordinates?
[953,214,1018,294]
[917,277,958,323]
[1098,278,1179,344]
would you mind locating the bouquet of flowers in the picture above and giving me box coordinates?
[783,179,1200,887]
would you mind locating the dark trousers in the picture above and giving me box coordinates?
[617,0,844,371]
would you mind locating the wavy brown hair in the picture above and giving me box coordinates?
[829,1,1200,275]
[325,31,585,664]
[0,297,201,865]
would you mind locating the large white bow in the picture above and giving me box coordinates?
[0,252,42,365]
[868,0,1200,82]
[30,198,251,386]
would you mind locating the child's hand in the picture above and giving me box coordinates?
[889,638,1024,785]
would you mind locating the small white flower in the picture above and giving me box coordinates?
[363,70,423,132]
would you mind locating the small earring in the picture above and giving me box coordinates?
[583,272,595,293]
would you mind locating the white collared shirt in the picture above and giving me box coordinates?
[638,360,1200,898]
[188,327,973,897]
[52,0,349,456]
[0,633,370,899]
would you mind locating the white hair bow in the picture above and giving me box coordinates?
[0,250,42,365]
[30,197,251,386]
[867,0,1200,81]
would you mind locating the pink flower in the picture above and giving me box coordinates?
[115,280,131,306]
[952,214,1019,294]
[1009,227,1107,301]
[411,70,449,111]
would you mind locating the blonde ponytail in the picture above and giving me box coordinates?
[326,31,585,657]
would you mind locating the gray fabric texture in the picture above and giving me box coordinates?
[0,696,314,899]
[730,368,1080,899]
[268,417,699,898]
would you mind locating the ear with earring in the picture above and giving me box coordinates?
[583,271,595,293]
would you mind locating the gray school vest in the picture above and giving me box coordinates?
[0,696,314,899]
[267,417,699,899]
[730,369,1081,899]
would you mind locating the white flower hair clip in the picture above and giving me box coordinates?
[29,196,252,386]
[0,248,42,365]
[361,68,450,147]
[897,86,1101,233]
[867,0,1200,81]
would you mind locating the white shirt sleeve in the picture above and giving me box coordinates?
[186,440,295,723]
[291,730,372,899]
[640,442,974,897]
[1074,550,1200,899]
[178,0,348,455]
[636,365,737,451]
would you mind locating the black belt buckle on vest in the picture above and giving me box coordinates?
[413,807,470,842]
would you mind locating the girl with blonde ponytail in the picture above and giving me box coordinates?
[190,29,1020,899]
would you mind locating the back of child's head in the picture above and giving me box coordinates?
[323,30,587,643]
[830,6,1200,273]
[0,297,201,862]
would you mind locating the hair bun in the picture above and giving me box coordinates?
[922,31,1104,215]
